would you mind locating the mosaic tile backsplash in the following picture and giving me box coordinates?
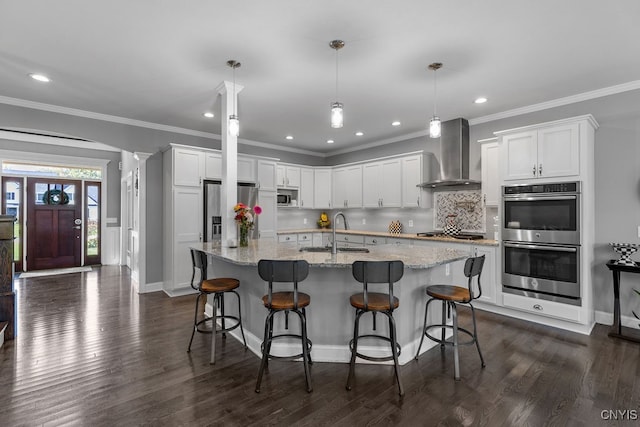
[434,190,485,232]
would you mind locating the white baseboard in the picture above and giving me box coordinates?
[595,310,640,330]
[138,281,163,294]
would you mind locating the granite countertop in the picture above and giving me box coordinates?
[277,228,498,246]
[197,240,469,269]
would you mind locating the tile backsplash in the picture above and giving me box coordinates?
[434,190,485,232]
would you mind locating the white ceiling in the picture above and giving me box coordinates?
[1,1,638,155]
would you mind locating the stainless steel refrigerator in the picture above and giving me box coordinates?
[203,180,259,242]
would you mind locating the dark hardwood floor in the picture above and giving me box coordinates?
[1,266,639,426]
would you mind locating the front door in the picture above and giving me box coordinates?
[26,178,82,270]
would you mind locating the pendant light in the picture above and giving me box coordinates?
[428,62,442,139]
[330,40,345,128]
[227,60,241,137]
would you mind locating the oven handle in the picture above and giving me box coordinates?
[503,195,578,202]
[503,242,578,252]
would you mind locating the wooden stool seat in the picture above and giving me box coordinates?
[262,292,310,310]
[187,249,246,365]
[426,285,470,302]
[415,255,486,381]
[349,292,399,311]
[201,277,240,293]
[256,259,313,393]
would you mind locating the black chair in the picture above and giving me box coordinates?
[346,260,405,397]
[414,255,486,380]
[255,259,313,393]
[187,248,246,364]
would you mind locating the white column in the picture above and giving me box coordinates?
[133,151,151,292]
[216,80,244,245]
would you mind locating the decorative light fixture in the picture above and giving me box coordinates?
[474,97,488,104]
[203,112,214,118]
[428,62,443,139]
[329,40,345,128]
[227,60,241,137]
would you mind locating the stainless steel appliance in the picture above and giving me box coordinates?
[502,181,581,305]
[277,193,291,206]
[502,181,580,245]
[203,180,258,242]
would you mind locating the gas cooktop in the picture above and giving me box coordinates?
[416,232,484,240]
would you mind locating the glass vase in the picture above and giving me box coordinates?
[239,225,249,247]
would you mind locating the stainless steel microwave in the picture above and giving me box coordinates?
[277,194,291,205]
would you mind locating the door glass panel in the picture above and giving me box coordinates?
[86,183,100,258]
[3,179,21,263]
[34,183,76,205]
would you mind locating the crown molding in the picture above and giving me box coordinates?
[469,80,640,126]
[0,129,121,152]
[325,129,428,157]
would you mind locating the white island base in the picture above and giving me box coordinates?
[199,241,469,365]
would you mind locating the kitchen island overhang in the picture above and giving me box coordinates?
[195,240,470,365]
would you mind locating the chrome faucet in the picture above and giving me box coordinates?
[332,211,349,254]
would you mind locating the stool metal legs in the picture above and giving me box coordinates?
[255,308,312,393]
[187,291,247,365]
[346,309,404,397]
[415,297,485,380]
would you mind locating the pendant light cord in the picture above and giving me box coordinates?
[432,67,437,116]
[335,47,339,100]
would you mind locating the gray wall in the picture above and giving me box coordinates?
[145,152,164,283]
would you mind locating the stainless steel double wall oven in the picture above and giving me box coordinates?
[502,181,581,305]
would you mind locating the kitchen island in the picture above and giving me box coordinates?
[196,239,469,364]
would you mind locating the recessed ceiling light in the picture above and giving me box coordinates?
[327,139,335,144]
[29,73,50,83]
[474,97,488,104]
[286,135,293,140]
[392,121,401,126]
[355,131,364,136]
[203,112,214,118]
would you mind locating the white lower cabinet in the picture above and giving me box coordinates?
[312,233,323,247]
[278,234,297,243]
[297,233,313,246]
[365,236,386,245]
[502,293,583,323]
[330,234,365,246]
[472,245,497,305]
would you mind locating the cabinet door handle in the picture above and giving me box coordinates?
[301,200,304,207]
[532,164,537,176]
[538,164,542,175]
[533,304,543,311]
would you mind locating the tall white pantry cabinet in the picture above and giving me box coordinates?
[162,144,278,295]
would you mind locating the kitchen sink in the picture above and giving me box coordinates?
[299,246,370,253]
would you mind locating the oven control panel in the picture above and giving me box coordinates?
[503,181,579,195]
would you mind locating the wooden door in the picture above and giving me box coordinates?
[26,178,82,270]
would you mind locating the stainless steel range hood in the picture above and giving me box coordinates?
[418,118,480,188]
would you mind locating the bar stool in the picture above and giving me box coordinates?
[255,259,313,393]
[414,255,486,380]
[346,260,405,397]
[187,248,247,364]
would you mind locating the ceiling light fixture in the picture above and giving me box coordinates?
[203,112,214,118]
[428,62,443,139]
[227,60,241,137]
[327,139,335,144]
[30,73,50,83]
[329,40,345,128]
[474,97,488,104]
[355,131,364,136]
[286,135,293,140]
[392,121,401,127]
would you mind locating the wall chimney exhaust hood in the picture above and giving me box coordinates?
[418,118,480,188]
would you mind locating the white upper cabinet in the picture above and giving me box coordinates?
[257,160,277,191]
[314,168,332,209]
[401,155,423,208]
[299,167,314,208]
[333,164,362,208]
[363,158,402,208]
[276,164,301,188]
[237,156,256,183]
[480,139,500,206]
[500,122,579,182]
[204,152,222,180]
[173,148,203,187]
